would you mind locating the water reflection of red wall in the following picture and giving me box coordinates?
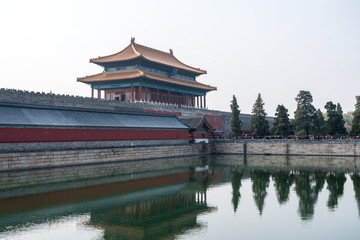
[0,171,191,214]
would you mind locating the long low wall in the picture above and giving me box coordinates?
[1,140,360,172]
[0,143,211,172]
[212,140,360,156]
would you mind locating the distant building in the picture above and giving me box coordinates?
[179,115,214,143]
[78,38,216,108]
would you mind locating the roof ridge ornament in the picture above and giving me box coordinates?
[131,37,135,44]
[169,48,173,55]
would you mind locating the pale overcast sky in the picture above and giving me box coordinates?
[0,0,359,116]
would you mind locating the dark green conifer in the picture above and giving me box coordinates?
[313,109,326,136]
[325,101,337,136]
[325,102,347,136]
[294,90,316,137]
[251,93,269,137]
[336,103,347,136]
[350,96,360,136]
[230,95,242,137]
[272,104,293,137]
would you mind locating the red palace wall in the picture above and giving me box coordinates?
[0,128,189,143]
[193,132,209,139]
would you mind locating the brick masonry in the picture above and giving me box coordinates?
[212,139,360,157]
[0,143,211,172]
[1,139,360,172]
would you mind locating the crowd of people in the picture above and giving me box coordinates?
[214,132,360,140]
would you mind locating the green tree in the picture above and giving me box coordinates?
[313,109,326,136]
[325,102,347,136]
[294,90,316,137]
[272,104,293,137]
[325,101,337,135]
[251,93,269,137]
[336,103,347,135]
[230,95,242,137]
[350,96,360,136]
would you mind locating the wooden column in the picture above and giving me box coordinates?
[145,87,148,101]
[139,85,142,101]
[182,93,185,105]
[91,88,94,98]
[131,86,133,102]
[157,89,160,103]
[97,89,101,99]
[200,96,203,108]
[204,95,206,108]
[192,95,195,107]
[197,96,199,107]
[168,90,170,104]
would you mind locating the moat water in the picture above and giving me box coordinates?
[0,154,359,240]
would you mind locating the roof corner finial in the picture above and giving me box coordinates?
[169,48,173,55]
[131,37,135,44]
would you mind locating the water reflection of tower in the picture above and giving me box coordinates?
[87,167,217,240]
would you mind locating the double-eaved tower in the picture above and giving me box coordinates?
[78,38,216,108]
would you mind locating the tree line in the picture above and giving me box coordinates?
[230,90,360,138]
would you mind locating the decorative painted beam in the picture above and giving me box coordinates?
[91,82,207,96]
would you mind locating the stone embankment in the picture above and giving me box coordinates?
[1,139,360,172]
[212,139,360,157]
[0,142,211,172]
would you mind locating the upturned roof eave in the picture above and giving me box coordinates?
[76,69,144,84]
[77,69,216,92]
[89,40,207,75]
[91,55,206,76]
[142,73,216,92]
[89,43,140,64]
[141,56,207,75]
[196,118,214,131]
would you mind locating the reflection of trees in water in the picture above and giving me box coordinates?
[295,171,326,221]
[230,169,243,212]
[326,172,346,210]
[272,171,295,205]
[351,173,360,215]
[251,170,270,215]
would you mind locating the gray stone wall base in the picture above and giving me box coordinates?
[0,139,189,153]
[0,142,211,172]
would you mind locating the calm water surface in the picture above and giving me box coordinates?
[0,155,359,239]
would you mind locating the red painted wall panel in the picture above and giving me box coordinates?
[193,132,209,139]
[0,128,189,143]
